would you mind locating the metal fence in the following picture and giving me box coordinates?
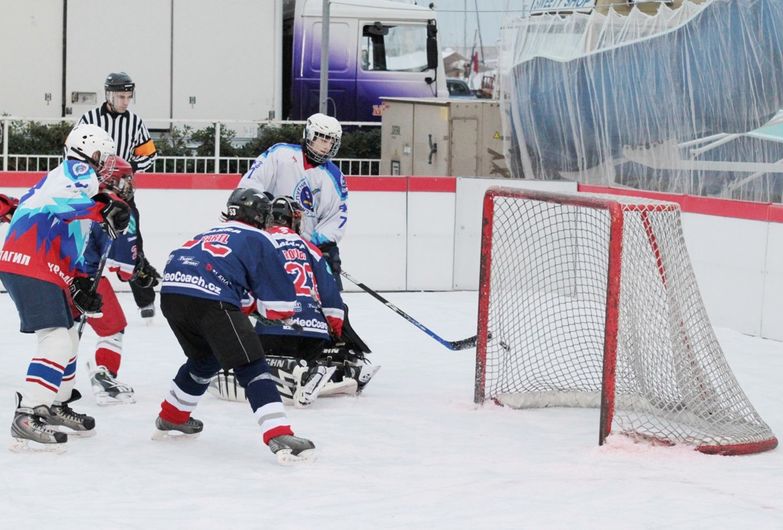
[2,154,380,176]
[0,117,381,175]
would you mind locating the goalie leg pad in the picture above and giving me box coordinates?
[293,364,337,408]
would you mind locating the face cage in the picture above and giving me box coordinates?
[305,131,341,164]
[103,177,134,201]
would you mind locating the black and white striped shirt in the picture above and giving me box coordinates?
[78,102,157,172]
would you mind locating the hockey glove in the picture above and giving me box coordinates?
[316,241,341,274]
[131,256,161,289]
[69,276,103,316]
[93,192,131,239]
[0,194,19,223]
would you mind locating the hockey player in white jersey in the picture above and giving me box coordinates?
[238,113,348,289]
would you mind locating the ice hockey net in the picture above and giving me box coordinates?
[474,187,777,455]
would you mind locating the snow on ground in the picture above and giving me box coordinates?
[0,290,781,529]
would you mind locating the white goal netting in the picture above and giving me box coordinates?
[475,187,777,455]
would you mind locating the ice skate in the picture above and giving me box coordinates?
[318,377,359,397]
[9,394,67,453]
[89,363,136,406]
[139,303,155,320]
[268,434,316,464]
[48,389,96,438]
[344,363,381,393]
[293,364,337,408]
[151,415,204,441]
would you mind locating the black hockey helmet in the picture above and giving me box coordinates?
[104,72,135,93]
[270,196,304,232]
[222,188,272,229]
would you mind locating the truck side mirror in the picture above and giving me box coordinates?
[366,21,389,36]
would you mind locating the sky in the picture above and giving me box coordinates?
[411,0,528,55]
[0,289,781,529]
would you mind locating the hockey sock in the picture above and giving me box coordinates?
[95,331,124,376]
[234,360,294,444]
[21,327,73,408]
[159,358,218,424]
[54,325,81,403]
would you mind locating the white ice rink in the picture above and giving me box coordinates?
[0,290,781,529]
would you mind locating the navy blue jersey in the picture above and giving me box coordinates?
[83,222,113,276]
[256,226,344,340]
[161,221,296,319]
[106,210,140,280]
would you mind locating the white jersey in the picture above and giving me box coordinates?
[238,143,348,246]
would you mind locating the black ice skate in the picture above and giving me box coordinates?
[139,303,155,319]
[9,394,67,453]
[89,363,136,406]
[151,416,204,441]
[268,434,316,464]
[342,362,381,393]
[48,389,96,438]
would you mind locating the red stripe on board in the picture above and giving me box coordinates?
[133,173,242,189]
[1,172,455,193]
[407,177,457,193]
[346,176,407,192]
[0,172,44,187]
[579,184,783,224]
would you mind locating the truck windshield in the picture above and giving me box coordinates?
[361,24,428,72]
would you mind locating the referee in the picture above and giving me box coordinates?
[77,72,159,318]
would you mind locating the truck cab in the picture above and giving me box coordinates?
[285,0,447,121]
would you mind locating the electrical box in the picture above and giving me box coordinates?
[380,97,510,178]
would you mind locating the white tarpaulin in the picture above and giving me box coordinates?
[500,0,783,202]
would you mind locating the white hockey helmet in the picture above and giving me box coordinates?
[303,113,342,164]
[64,124,116,169]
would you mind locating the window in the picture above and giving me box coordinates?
[447,79,472,96]
[361,24,428,72]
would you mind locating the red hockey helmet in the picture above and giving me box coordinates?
[98,155,135,200]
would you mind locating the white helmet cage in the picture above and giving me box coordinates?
[65,124,117,169]
[303,113,342,164]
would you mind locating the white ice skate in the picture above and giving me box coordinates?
[88,363,136,406]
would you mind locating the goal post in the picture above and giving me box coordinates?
[475,186,777,455]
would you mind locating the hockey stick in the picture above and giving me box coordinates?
[77,243,111,339]
[340,270,479,351]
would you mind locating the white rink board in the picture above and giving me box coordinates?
[1,178,782,340]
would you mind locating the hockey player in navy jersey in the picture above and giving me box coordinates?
[75,155,153,405]
[154,188,316,464]
[254,196,345,407]
[209,196,379,407]
[238,113,348,289]
[0,124,131,451]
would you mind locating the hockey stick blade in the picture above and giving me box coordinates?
[447,331,493,351]
[447,335,479,350]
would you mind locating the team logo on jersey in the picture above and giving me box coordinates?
[294,181,314,211]
[72,162,90,177]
